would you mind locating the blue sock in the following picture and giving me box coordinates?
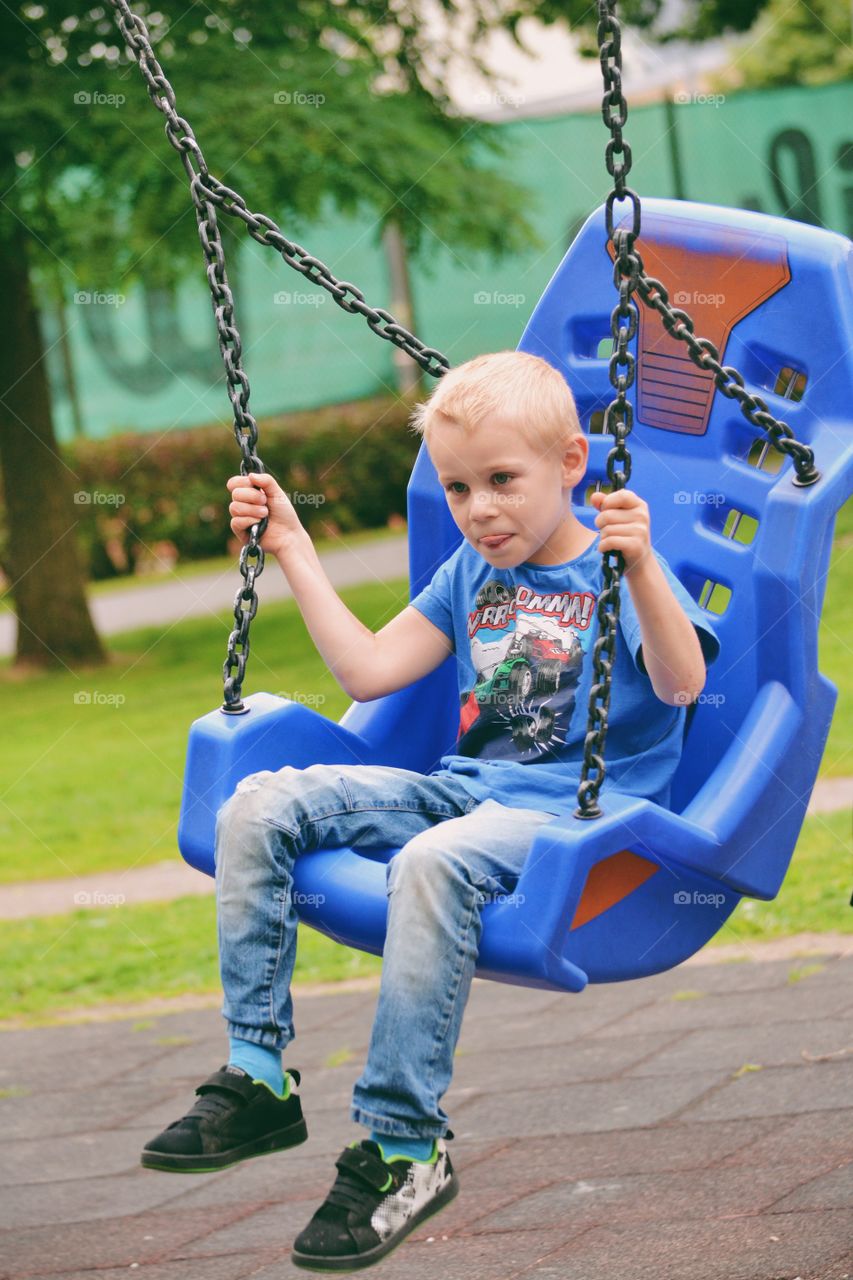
[227,1036,284,1096]
[370,1131,436,1162]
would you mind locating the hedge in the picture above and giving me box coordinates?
[6,394,421,582]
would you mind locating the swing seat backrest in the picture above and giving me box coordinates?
[178,199,851,991]
[407,198,853,900]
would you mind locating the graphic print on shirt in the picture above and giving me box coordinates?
[455,577,597,762]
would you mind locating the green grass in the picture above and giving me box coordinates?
[0,898,382,1024]
[0,575,411,884]
[0,807,846,1025]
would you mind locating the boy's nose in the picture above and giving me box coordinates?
[470,494,501,521]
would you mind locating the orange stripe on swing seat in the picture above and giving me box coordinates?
[570,849,659,930]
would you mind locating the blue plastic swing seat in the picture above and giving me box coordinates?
[178,199,853,992]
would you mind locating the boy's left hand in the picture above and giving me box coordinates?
[589,488,651,573]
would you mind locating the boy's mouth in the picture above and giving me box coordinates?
[479,534,513,549]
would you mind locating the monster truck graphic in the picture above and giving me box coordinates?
[473,625,583,707]
[475,580,516,609]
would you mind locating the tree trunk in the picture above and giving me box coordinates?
[0,222,106,670]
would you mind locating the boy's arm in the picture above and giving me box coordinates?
[228,471,453,702]
[276,532,453,703]
[589,489,707,706]
[621,554,707,705]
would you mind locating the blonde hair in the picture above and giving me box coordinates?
[409,350,581,453]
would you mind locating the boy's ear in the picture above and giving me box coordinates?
[560,433,589,487]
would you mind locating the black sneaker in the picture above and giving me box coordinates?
[140,1065,307,1172]
[291,1137,458,1271]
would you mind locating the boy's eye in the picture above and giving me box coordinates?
[448,482,468,495]
[491,472,512,485]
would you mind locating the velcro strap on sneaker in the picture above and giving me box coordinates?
[195,1069,257,1101]
[335,1146,395,1192]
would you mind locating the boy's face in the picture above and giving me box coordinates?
[428,411,589,567]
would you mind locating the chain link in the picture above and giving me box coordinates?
[108,0,450,711]
[575,0,819,821]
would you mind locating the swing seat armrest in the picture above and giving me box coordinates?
[178,692,375,875]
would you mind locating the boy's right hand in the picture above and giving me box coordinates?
[227,472,306,558]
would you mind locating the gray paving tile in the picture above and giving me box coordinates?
[718,1108,853,1172]
[627,1017,853,1076]
[536,1209,852,1280]
[468,1160,830,1233]
[0,1205,243,1276]
[683,1059,853,1123]
[767,1161,853,1213]
[593,984,853,1038]
[0,1081,178,1143]
[449,1069,728,1138]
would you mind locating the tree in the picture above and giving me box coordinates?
[0,0,550,671]
[716,0,853,88]
[3,0,832,673]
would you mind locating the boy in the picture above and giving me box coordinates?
[141,351,719,1270]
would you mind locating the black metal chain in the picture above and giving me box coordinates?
[107,0,449,712]
[575,0,819,820]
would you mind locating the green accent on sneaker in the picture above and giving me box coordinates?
[252,1070,292,1100]
[377,1140,438,1166]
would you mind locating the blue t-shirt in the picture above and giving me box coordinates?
[410,532,720,817]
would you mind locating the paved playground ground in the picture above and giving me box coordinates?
[1,942,851,1279]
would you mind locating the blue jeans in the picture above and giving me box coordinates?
[214,762,555,1139]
